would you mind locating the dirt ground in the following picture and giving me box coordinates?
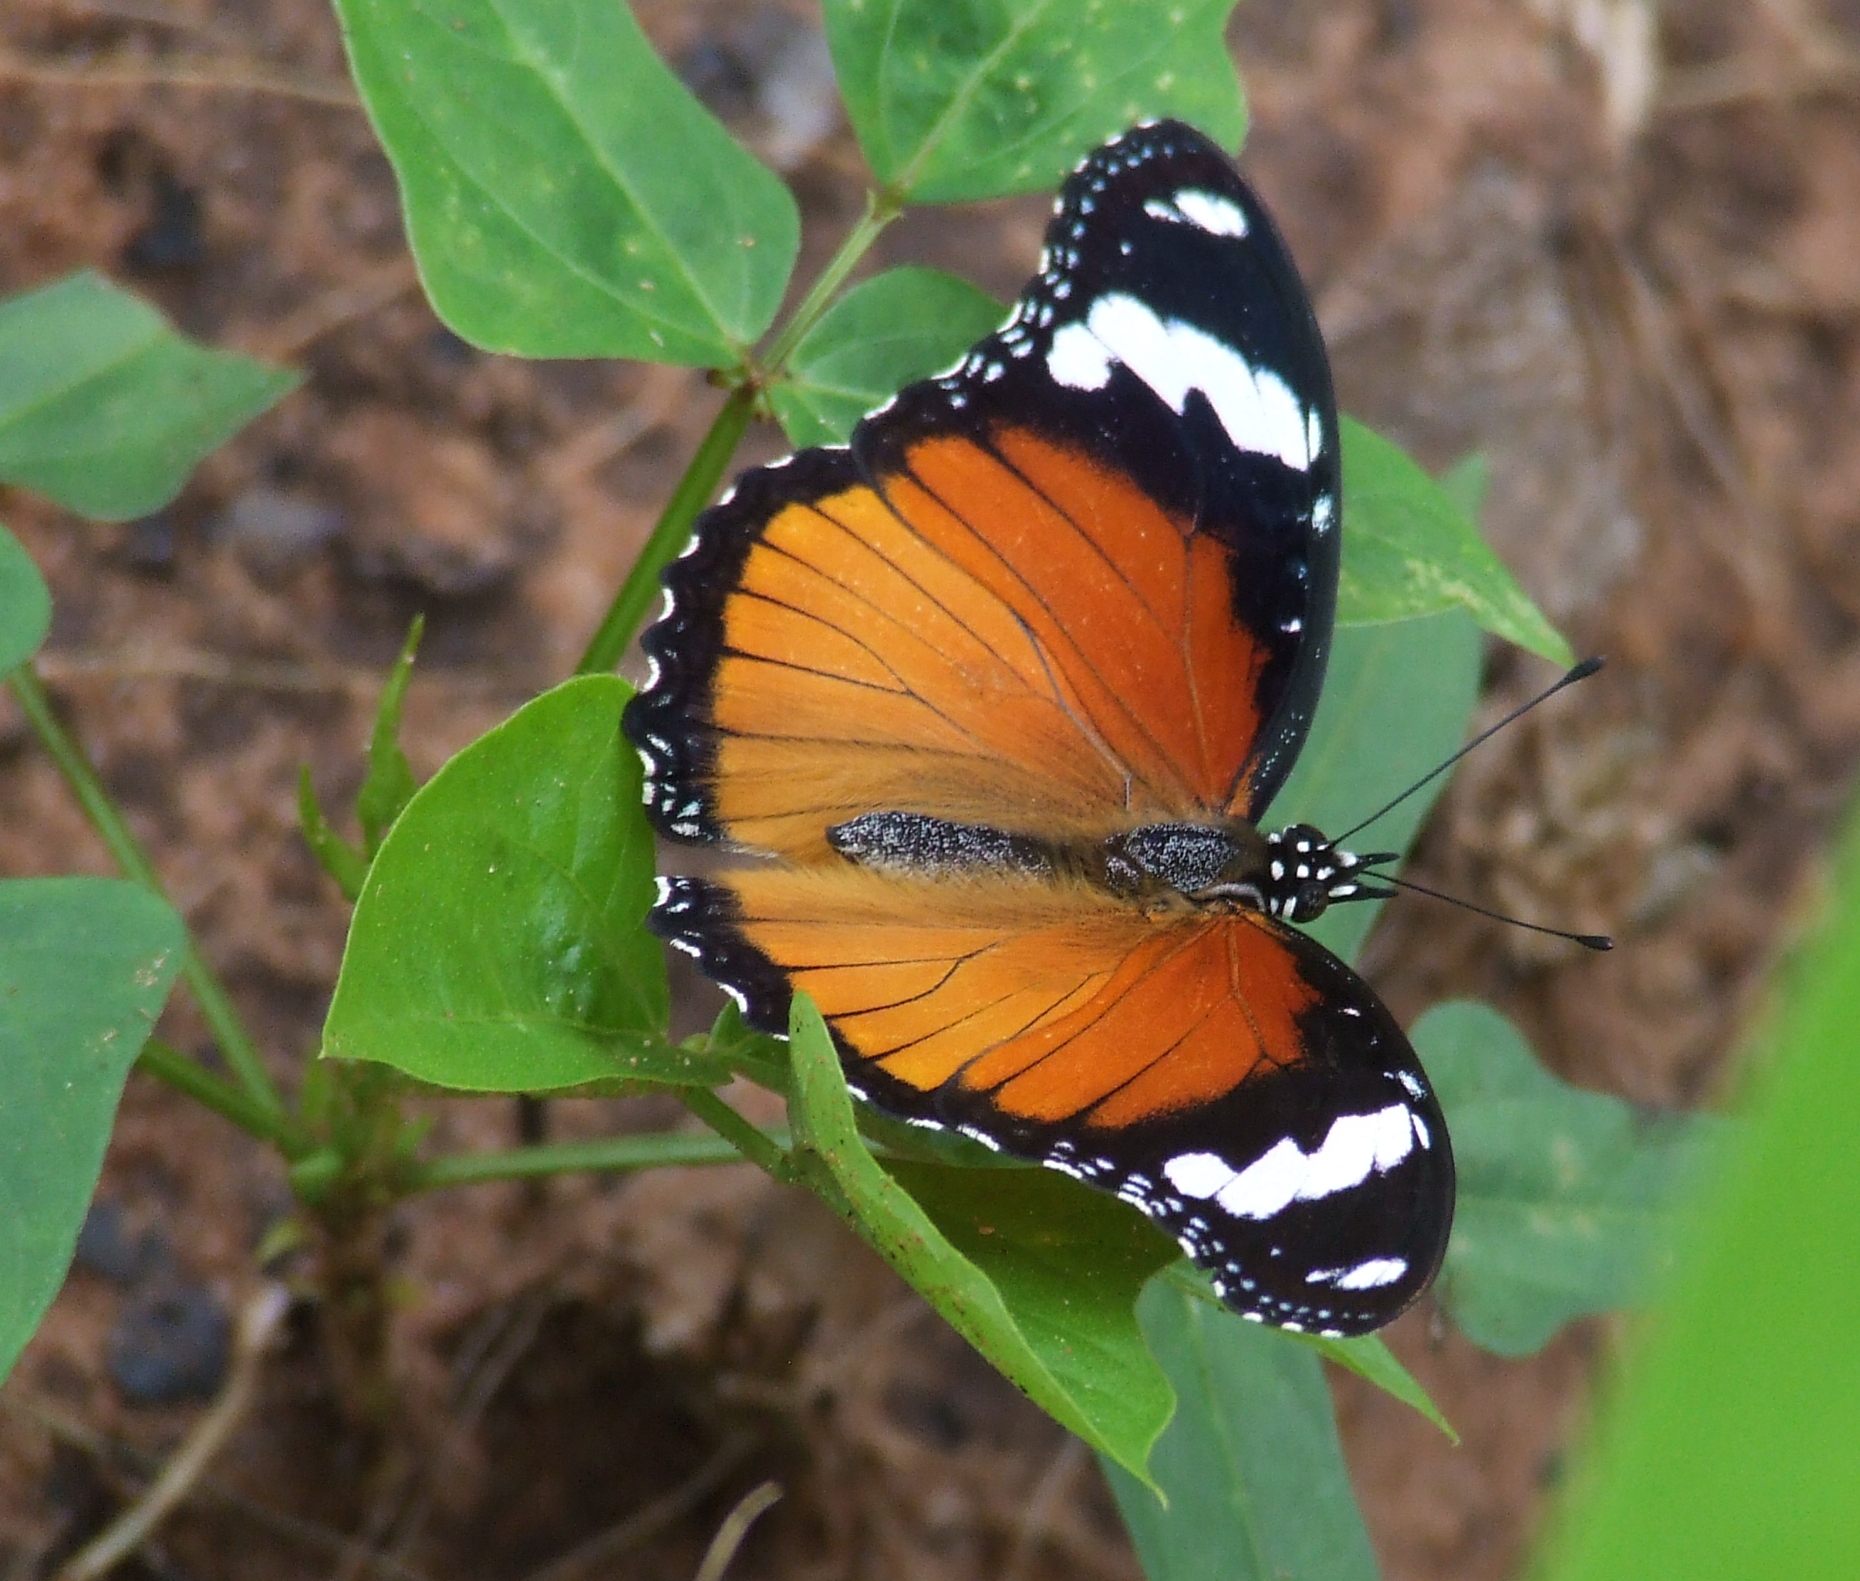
[3,0,1859,1577]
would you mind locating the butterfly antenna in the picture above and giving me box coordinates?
[1330,657,1604,847]
[1361,870,1612,951]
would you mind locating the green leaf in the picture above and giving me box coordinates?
[1538,805,1860,1581]
[323,676,717,1092]
[1420,1001,1725,1357]
[0,878,185,1383]
[1102,1277,1378,1581]
[358,617,423,855]
[1271,610,1483,965]
[332,0,799,364]
[297,767,369,903]
[0,272,297,521]
[767,267,1004,446]
[825,0,1246,204]
[1296,1328,1457,1443]
[0,523,51,674]
[1340,416,1571,665]
[701,997,788,1088]
[786,995,1175,1482]
[1436,450,1488,525]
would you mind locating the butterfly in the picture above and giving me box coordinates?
[624,119,1453,1338]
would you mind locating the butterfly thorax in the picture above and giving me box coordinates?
[826,812,1379,924]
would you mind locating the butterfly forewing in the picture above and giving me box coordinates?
[625,120,1452,1337]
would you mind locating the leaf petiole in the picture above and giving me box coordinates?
[406,1126,784,1193]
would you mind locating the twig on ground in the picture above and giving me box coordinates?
[999,1438,1087,1581]
[3,1393,433,1581]
[243,260,422,362]
[35,645,532,703]
[521,1435,759,1581]
[53,1283,292,1581]
[330,1287,554,1581]
[690,1481,782,1581]
[0,45,359,106]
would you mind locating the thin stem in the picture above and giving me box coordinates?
[135,1038,315,1158]
[407,1126,786,1194]
[9,665,284,1118]
[758,187,905,374]
[680,1087,799,1183]
[574,384,757,674]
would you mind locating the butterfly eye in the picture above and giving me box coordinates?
[1286,878,1331,923]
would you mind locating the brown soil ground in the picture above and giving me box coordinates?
[4,0,1860,1577]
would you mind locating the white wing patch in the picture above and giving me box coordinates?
[1045,292,1318,471]
[1161,1101,1421,1223]
[1307,1257,1409,1290]
[1142,188,1249,237]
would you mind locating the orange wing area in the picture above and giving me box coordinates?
[702,425,1269,860]
[719,864,1316,1130]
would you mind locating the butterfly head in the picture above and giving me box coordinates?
[1260,824,1394,923]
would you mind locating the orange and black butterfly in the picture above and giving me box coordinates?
[624,120,1452,1337]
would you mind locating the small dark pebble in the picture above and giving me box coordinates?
[108,1281,231,1404]
[123,172,205,274]
[73,1199,164,1285]
[213,486,346,574]
[428,326,478,365]
[119,511,178,575]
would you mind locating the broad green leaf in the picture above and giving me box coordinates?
[0,523,51,673]
[1271,610,1483,964]
[1437,450,1488,524]
[894,1159,1178,1450]
[323,676,716,1092]
[0,272,297,521]
[358,617,423,855]
[1421,1001,1724,1357]
[332,0,799,363]
[1538,805,1860,1581]
[825,0,1246,203]
[786,995,1174,1482]
[0,878,185,1383]
[1298,1328,1456,1442]
[767,267,1003,446]
[1340,417,1571,664]
[1103,1277,1378,1581]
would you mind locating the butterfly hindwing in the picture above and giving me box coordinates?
[652,866,1450,1336]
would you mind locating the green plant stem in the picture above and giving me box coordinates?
[574,384,757,675]
[408,1126,791,1194]
[135,1038,315,1159]
[758,187,905,373]
[8,664,285,1120]
[680,1086,799,1182]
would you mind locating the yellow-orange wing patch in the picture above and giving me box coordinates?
[631,429,1277,862]
[689,863,1313,1135]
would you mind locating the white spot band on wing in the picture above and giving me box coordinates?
[1142,189,1249,237]
[1161,1102,1418,1223]
[1045,292,1316,470]
[1307,1257,1408,1290]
